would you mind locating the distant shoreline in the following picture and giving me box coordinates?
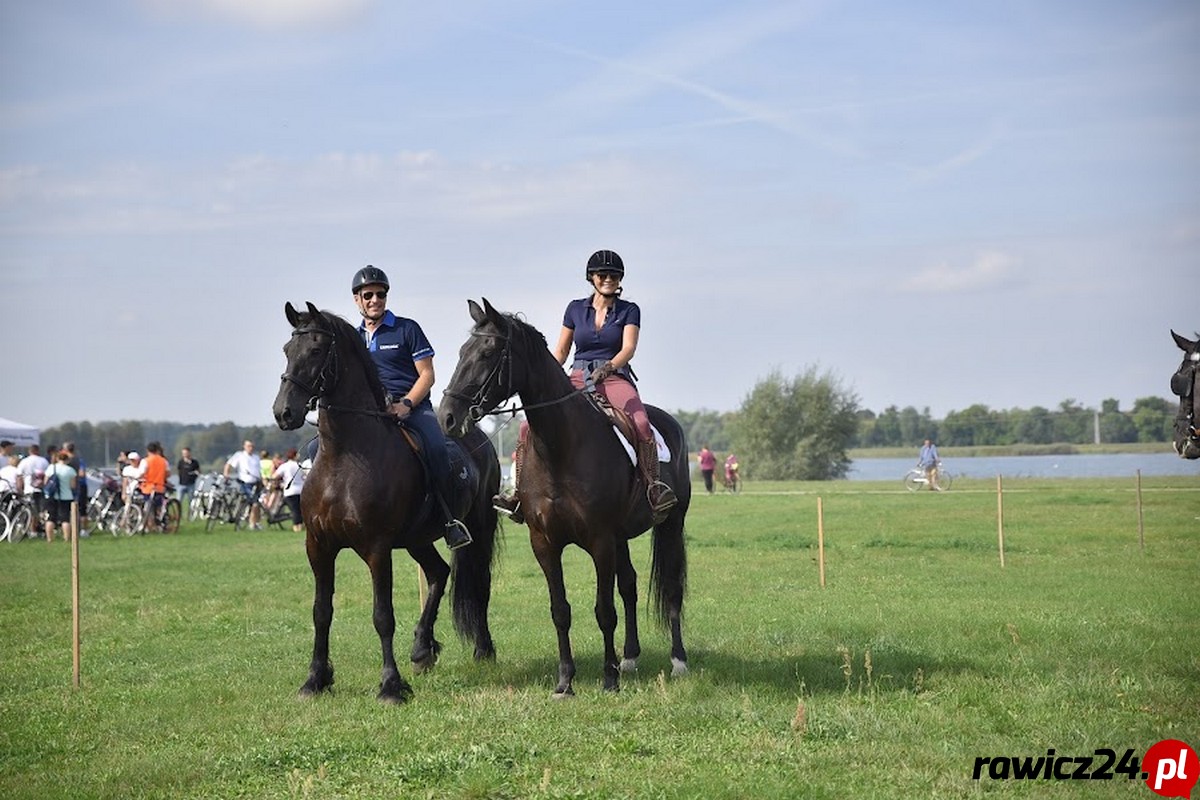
[848,442,1177,459]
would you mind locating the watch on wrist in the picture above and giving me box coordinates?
[399,398,413,409]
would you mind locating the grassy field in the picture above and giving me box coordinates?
[1,476,1197,799]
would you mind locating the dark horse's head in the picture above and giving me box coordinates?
[273,300,386,431]
[441,298,546,438]
[1170,329,1200,459]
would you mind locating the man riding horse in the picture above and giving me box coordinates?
[351,265,472,549]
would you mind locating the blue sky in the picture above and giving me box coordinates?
[2,0,1196,429]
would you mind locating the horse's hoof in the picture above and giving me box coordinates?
[550,687,575,700]
[670,658,689,677]
[619,658,638,674]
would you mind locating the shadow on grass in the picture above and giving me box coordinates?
[452,640,977,699]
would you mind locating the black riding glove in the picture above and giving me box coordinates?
[591,361,617,383]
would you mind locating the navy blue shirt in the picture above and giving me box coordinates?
[562,296,641,363]
[359,310,435,408]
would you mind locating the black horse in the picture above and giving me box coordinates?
[1170,329,1200,459]
[440,299,690,697]
[273,301,501,702]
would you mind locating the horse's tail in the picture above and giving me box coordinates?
[649,514,688,631]
[451,429,503,657]
[647,404,690,632]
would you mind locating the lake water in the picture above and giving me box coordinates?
[847,452,1200,481]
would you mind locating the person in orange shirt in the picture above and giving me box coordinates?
[139,441,171,532]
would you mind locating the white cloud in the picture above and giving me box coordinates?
[140,0,374,30]
[900,250,1018,293]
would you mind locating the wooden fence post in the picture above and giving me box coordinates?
[996,475,1006,568]
[71,500,81,689]
[817,496,826,588]
[1136,469,1145,553]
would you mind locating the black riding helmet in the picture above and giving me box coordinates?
[351,265,390,294]
[585,249,624,281]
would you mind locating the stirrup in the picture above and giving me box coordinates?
[648,481,677,514]
[444,519,472,550]
[492,493,525,525]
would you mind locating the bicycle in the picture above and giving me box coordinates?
[1,491,37,543]
[132,491,181,533]
[722,469,741,494]
[904,462,952,492]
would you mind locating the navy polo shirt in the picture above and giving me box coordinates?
[359,310,435,406]
[562,296,641,363]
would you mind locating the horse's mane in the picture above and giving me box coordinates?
[315,308,388,411]
[500,312,549,352]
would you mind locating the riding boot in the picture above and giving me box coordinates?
[434,478,472,550]
[492,439,525,525]
[638,438,677,523]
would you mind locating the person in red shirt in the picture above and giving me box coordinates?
[139,442,171,532]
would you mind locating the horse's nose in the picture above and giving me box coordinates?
[442,410,458,436]
[276,406,294,429]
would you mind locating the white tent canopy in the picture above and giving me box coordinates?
[0,417,40,448]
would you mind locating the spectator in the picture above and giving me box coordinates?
[176,447,201,508]
[63,441,90,537]
[17,444,49,523]
[697,445,716,495]
[223,440,262,530]
[139,442,171,531]
[272,448,305,532]
[44,450,78,543]
[121,452,144,503]
[1,454,20,494]
[0,440,13,461]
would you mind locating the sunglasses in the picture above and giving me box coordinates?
[594,272,621,281]
[359,290,388,301]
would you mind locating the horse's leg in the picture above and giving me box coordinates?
[365,546,413,703]
[531,531,576,698]
[407,543,450,673]
[300,538,337,697]
[589,537,621,692]
[615,537,641,673]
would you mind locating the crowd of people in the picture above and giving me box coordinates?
[0,437,307,541]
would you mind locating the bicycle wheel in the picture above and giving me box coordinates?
[115,505,143,536]
[904,470,923,492]
[205,497,225,532]
[0,510,10,542]
[10,505,33,542]
[934,470,952,491]
[162,499,181,533]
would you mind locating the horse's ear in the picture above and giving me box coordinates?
[285,301,300,327]
[481,297,503,324]
[468,299,486,325]
[1172,330,1196,352]
[306,301,323,326]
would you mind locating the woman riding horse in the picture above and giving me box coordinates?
[493,250,677,523]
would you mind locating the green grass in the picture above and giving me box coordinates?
[1,477,1197,799]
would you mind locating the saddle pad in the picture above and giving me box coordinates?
[614,425,670,465]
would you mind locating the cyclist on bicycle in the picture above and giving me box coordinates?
[917,438,941,491]
[139,442,171,530]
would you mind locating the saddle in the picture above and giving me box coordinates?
[397,427,479,521]
[586,394,670,466]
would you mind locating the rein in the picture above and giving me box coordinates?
[443,326,583,423]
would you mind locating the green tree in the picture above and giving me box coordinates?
[1131,396,1174,442]
[1098,398,1137,443]
[729,367,859,480]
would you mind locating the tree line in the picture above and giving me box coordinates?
[39,374,1178,480]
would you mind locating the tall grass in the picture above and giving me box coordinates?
[1,476,1196,798]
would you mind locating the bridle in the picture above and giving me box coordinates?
[443,322,583,423]
[280,325,339,413]
[1172,349,1200,454]
[279,323,391,420]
